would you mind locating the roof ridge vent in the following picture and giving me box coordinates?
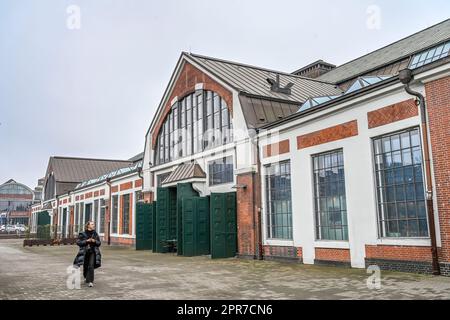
[266,74,294,95]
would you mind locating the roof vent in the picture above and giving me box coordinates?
[267,74,294,95]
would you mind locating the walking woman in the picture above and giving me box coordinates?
[73,221,102,287]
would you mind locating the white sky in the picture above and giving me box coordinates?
[1,0,449,188]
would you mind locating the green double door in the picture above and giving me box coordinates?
[155,187,177,253]
[210,192,237,259]
[135,202,155,250]
[182,196,210,256]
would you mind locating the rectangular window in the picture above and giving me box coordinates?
[111,195,118,234]
[312,150,348,241]
[208,156,234,186]
[265,161,293,240]
[157,172,171,187]
[93,199,99,231]
[74,203,79,233]
[99,199,106,234]
[79,202,84,233]
[373,128,428,238]
[122,194,130,235]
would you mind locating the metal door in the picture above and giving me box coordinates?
[182,196,210,256]
[210,192,237,259]
[135,202,154,250]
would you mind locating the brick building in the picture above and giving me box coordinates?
[142,19,450,275]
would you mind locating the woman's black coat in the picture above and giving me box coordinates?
[73,231,102,268]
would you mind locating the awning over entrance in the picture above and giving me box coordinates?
[162,162,206,186]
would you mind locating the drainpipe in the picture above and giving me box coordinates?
[106,178,112,246]
[251,128,264,260]
[399,69,440,275]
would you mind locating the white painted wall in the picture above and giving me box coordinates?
[259,85,435,268]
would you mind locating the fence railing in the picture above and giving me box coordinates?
[24,224,83,246]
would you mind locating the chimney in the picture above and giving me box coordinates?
[292,60,336,79]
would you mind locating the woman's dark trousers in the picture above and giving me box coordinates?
[83,250,95,283]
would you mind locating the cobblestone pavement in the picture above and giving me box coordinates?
[1,239,450,300]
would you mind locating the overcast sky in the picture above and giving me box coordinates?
[0,0,449,188]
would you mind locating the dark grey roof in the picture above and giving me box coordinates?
[239,95,300,129]
[47,157,133,183]
[128,152,144,163]
[186,53,342,103]
[162,163,206,185]
[317,19,450,84]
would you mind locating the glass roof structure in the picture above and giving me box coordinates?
[298,95,340,112]
[409,40,450,69]
[344,76,391,94]
[298,75,391,112]
[75,160,143,190]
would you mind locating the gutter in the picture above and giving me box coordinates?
[399,69,440,275]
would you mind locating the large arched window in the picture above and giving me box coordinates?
[155,90,233,165]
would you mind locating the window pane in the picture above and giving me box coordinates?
[313,150,348,241]
[265,161,293,240]
[373,128,428,238]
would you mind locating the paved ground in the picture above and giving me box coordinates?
[1,239,450,300]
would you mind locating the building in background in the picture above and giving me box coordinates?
[0,179,35,225]
[30,154,144,245]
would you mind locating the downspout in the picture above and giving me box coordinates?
[399,69,440,275]
[250,128,264,260]
[106,178,112,246]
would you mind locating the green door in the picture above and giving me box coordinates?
[135,202,154,250]
[37,211,51,240]
[210,192,237,259]
[182,196,210,257]
[176,183,199,255]
[37,211,51,226]
[152,201,157,252]
[155,188,170,253]
[155,188,177,253]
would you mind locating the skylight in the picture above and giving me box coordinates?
[299,95,340,112]
[298,75,391,113]
[409,40,450,69]
[345,76,391,94]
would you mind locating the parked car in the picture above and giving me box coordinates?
[15,224,27,232]
[5,225,16,232]
[0,225,5,232]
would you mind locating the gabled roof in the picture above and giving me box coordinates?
[128,152,144,163]
[46,156,133,183]
[186,53,342,103]
[317,19,450,84]
[162,163,206,186]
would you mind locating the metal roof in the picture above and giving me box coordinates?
[162,163,206,185]
[75,160,143,190]
[317,19,450,84]
[186,53,342,103]
[46,157,133,183]
[239,95,300,128]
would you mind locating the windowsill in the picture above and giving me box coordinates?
[109,234,135,238]
[314,240,350,249]
[264,239,294,247]
[376,237,431,246]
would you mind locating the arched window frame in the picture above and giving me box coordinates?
[154,90,232,165]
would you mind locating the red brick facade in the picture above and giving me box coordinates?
[263,245,302,260]
[367,99,418,129]
[119,181,133,191]
[151,61,233,148]
[236,172,261,258]
[426,76,450,265]
[262,139,290,158]
[315,248,351,262]
[297,120,358,149]
[365,245,432,262]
